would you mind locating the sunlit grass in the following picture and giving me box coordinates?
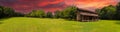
[0,17,120,32]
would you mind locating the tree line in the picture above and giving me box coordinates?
[97,2,120,20]
[23,2,120,20]
[25,6,77,20]
[0,6,24,19]
[0,5,77,20]
[25,2,120,20]
[0,2,120,20]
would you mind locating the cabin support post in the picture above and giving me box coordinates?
[87,16,89,21]
[81,15,84,21]
[77,12,81,21]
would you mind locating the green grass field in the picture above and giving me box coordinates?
[0,17,120,32]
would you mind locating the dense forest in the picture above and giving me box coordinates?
[0,6,24,18]
[97,3,120,20]
[0,2,120,20]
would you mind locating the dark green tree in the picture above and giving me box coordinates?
[116,2,120,20]
[0,6,4,18]
[98,5,116,19]
[45,12,53,18]
[3,7,15,17]
[0,6,20,18]
[14,12,24,17]
[54,10,61,18]
[61,6,77,19]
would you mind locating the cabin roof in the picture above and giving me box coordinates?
[76,8,97,13]
[80,12,98,17]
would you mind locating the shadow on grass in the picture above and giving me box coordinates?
[0,17,11,21]
[65,18,100,22]
[115,20,120,25]
[0,17,12,24]
[116,21,120,25]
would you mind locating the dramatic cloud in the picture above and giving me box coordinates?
[0,0,119,13]
[74,0,118,10]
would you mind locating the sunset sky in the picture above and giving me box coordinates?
[0,0,119,13]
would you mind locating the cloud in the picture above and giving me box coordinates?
[0,0,119,13]
[74,0,118,10]
[0,0,66,13]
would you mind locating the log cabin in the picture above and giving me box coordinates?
[76,8,99,22]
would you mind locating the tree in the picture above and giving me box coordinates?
[45,12,53,18]
[0,6,4,18]
[27,10,36,17]
[98,5,116,19]
[14,12,24,17]
[54,10,61,18]
[116,2,120,20]
[61,6,77,19]
[3,7,15,17]
[26,10,45,18]
[0,6,19,18]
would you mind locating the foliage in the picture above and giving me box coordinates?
[116,2,120,20]
[0,6,4,18]
[45,12,53,18]
[97,5,116,19]
[26,10,45,18]
[0,6,24,18]
[60,6,77,19]
[25,6,77,20]
[54,10,61,18]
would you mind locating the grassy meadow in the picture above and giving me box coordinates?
[0,17,120,32]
